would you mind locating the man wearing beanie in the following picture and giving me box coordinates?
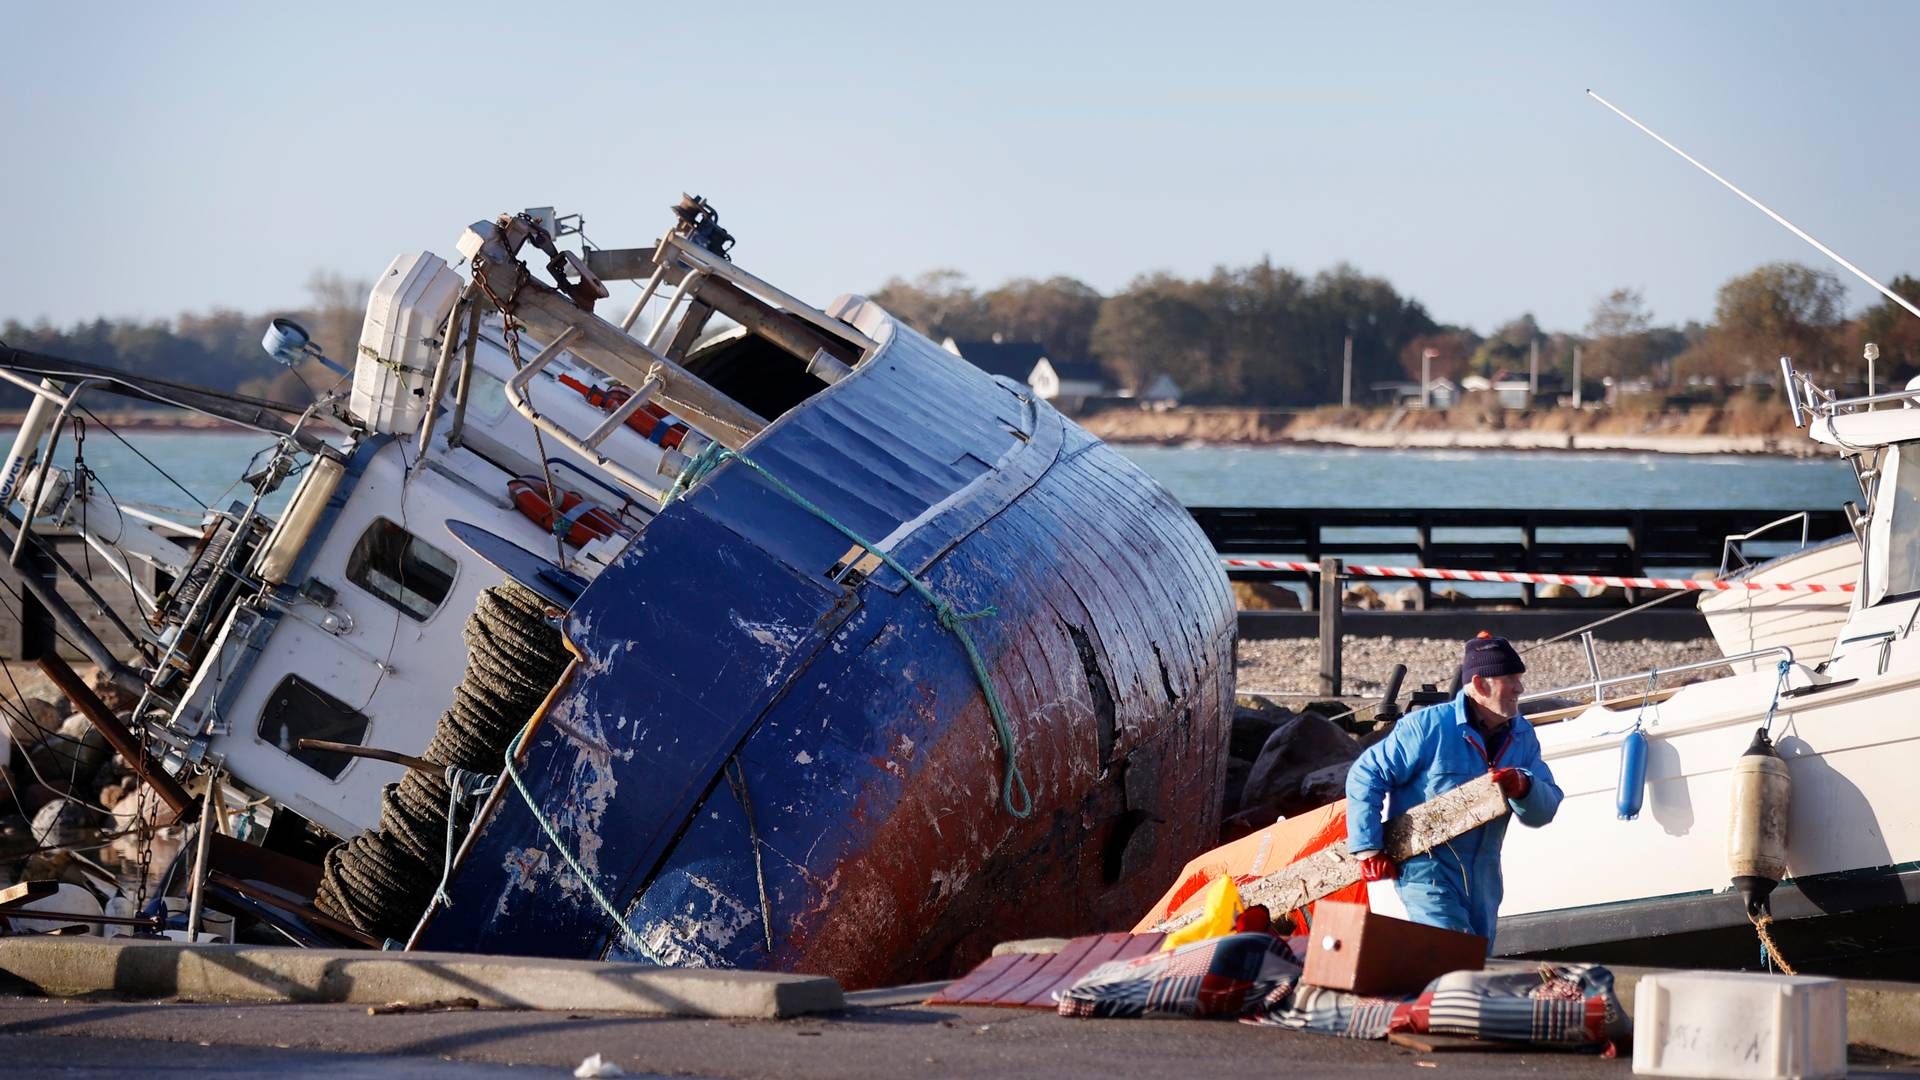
[1344,632,1563,948]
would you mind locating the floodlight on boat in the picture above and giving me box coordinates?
[261,317,349,376]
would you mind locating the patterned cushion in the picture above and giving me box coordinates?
[1057,932,1301,1020]
[1248,960,1629,1052]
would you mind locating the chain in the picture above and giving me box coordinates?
[131,711,156,913]
[72,417,96,580]
[475,254,569,570]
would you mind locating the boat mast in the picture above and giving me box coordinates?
[1588,89,1920,322]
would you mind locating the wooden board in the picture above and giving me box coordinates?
[1388,1032,1531,1054]
[1154,774,1510,933]
[924,932,1165,1008]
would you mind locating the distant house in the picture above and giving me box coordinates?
[942,336,1047,383]
[1372,378,1460,409]
[1462,374,1534,409]
[1030,358,1108,405]
[1136,372,1182,406]
[942,335,1111,411]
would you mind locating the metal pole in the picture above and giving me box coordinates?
[1573,346,1584,408]
[416,289,474,458]
[447,299,481,449]
[11,380,89,568]
[38,653,195,819]
[1342,335,1353,408]
[1581,631,1602,703]
[186,768,220,942]
[1319,557,1343,697]
[1529,339,1539,398]
[1421,350,1434,409]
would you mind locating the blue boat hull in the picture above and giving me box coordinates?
[413,308,1236,988]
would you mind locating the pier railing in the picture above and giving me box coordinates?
[1196,506,1849,695]
[1193,506,1850,608]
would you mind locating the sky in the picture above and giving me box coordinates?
[3,2,1917,341]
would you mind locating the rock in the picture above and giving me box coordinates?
[1229,702,1292,762]
[15,697,64,746]
[1342,583,1382,610]
[1535,583,1572,600]
[89,671,138,713]
[28,796,106,847]
[1237,713,1362,824]
[1221,757,1251,820]
[1299,700,1350,724]
[1384,585,1424,611]
[1231,581,1302,611]
[25,714,110,787]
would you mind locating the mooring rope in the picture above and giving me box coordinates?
[500,714,661,962]
[1750,910,1798,974]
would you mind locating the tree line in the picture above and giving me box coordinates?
[877,260,1920,405]
[5,259,1917,414]
[0,272,369,411]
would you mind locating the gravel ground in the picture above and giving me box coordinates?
[1236,635,1731,705]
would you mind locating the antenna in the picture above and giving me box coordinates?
[1588,89,1920,322]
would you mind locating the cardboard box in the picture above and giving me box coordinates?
[1301,902,1485,995]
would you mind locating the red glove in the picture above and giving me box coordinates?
[1492,767,1531,800]
[1233,905,1273,936]
[1357,852,1396,881]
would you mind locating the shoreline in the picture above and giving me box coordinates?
[1077,404,1818,459]
[1103,427,1817,459]
[0,408,1820,459]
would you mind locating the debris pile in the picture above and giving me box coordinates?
[1220,697,1365,841]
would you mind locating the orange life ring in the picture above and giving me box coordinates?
[556,374,690,449]
[507,477,625,548]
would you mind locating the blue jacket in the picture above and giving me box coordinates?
[1345,688,1563,945]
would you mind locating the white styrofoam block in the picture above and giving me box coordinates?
[1633,970,1846,1079]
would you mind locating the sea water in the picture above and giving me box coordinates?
[41,432,1860,514]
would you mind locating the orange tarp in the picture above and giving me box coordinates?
[1130,799,1369,934]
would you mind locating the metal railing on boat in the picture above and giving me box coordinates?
[1519,644,1795,709]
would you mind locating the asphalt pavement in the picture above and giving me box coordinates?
[5,994,1920,1079]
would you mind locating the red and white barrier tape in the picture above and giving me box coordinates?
[1220,558,1855,593]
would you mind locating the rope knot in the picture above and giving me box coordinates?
[936,603,999,631]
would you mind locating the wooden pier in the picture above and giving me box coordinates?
[1194,505,1850,608]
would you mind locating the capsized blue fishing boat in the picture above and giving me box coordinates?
[412,202,1237,987]
[0,197,1233,989]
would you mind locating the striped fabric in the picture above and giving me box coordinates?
[1056,932,1302,1019]
[1248,960,1628,1052]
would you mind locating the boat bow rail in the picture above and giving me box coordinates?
[455,196,878,502]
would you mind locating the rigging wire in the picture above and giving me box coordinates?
[77,405,206,510]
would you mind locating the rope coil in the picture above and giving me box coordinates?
[315,585,570,941]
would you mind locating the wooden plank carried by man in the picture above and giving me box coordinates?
[1152,775,1510,934]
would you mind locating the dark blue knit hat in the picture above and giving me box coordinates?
[1461,631,1526,680]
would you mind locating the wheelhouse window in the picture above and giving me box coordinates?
[346,518,456,621]
[1881,444,1920,603]
[258,674,371,780]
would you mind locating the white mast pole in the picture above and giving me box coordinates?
[1588,89,1920,322]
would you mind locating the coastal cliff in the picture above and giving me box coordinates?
[1079,401,1814,456]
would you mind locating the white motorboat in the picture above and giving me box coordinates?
[1699,524,1858,672]
[1371,362,1920,977]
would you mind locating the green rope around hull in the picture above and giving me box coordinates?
[666,441,1032,818]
